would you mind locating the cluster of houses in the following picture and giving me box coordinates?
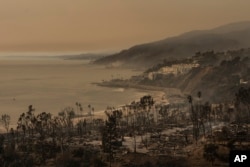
[147,63,200,80]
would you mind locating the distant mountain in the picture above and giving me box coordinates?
[94,21,250,68]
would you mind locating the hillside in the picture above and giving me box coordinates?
[139,48,250,102]
[98,48,250,102]
[94,21,250,68]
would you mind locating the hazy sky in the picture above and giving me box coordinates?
[1,0,250,53]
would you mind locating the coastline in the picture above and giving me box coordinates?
[0,90,167,134]
[94,81,184,102]
[94,81,166,91]
[0,58,143,130]
[1,57,167,133]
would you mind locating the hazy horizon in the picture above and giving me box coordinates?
[1,0,250,53]
[0,51,105,57]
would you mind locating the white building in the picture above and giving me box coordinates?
[148,63,199,80]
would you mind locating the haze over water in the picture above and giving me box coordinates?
[0,55,155,129]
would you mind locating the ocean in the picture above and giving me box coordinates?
[0,55,161,130]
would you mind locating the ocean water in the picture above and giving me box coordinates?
[0,56,157,128]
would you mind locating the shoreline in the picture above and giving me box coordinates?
[94,81,167,91]
[94,81,184,100]
[94,80,187,107]
[0,79,182,134]
[0,90,167,134]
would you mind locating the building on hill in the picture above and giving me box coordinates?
[147,63,199,80]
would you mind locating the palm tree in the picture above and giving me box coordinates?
[88,104,91,116]
[75,102,83,120]
[79,104,83,117]
[75,102,79,117]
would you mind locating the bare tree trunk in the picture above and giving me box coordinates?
[60,137,64,153]
[134,134,137,153]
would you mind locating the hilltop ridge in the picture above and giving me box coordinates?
[94,21,250,68]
